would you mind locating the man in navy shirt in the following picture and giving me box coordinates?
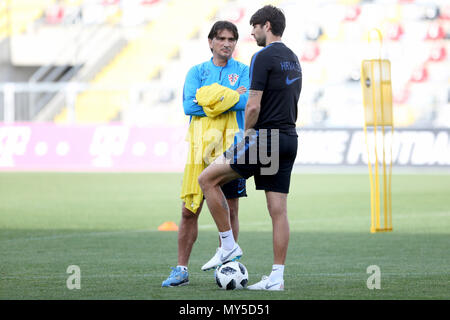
[199,6,302,291]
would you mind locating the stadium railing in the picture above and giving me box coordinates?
[53,0,226,124]
[0,82,185,126]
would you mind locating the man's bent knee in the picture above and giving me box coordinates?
[198,171,211,192]
[198,166,222,191]
[181,203,201,220]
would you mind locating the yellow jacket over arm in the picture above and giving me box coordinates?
[180,83,240,213]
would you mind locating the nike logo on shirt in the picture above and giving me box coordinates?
[286,76,300,85]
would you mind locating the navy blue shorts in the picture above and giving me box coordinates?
[225,129,298,194]
[221,178,247,199]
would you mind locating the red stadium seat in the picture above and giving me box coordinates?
[428,45,446,62]
[228,7,245,23]
[387,23,404,41]
[425,23,445,40]
[141,0,161,5]
[300,43,320,62]
[410,66,428,83]
[45,5,64,24]
[439,5,450,20]
[101,0,120,5]
[344,6,361,22]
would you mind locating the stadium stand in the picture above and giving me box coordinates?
[54,0,226,123]
[0,0,448,128]
[224,0,450,128]
[126,0,450,128]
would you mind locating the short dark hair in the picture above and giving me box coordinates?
[208,20,239,41]
[249,5,286,37]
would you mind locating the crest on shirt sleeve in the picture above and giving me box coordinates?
[228,73,239,86]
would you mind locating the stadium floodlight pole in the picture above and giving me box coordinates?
[360,28,393,233]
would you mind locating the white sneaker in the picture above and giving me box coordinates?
[247,276,284,291]
[201,244,243,271]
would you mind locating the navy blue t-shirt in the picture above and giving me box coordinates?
[249,42,302,136]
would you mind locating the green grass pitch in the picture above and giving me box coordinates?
[0,172,449,300]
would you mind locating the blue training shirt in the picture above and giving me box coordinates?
[182,57,249,143]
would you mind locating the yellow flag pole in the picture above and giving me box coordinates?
[361,28,393,233]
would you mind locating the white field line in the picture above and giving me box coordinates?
[1,271,449,281]
[1,212,448,243]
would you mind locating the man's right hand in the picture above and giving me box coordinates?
[236,86,247,95]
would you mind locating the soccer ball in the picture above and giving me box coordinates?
[215,261,248,290]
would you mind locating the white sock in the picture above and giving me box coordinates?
[219,229,235,251]
[269,264,284,283]
[177,265,187,272]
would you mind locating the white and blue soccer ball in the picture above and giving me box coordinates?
[215,261,248,290]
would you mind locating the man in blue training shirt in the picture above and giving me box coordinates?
[162,21,249,287]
